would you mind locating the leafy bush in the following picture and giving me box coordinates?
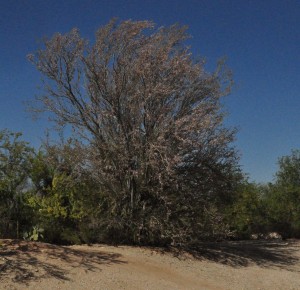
[23,226,44,241]
[225,182,269,239]
[0,130,34,238]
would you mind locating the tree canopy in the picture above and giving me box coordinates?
[27,19,240,245]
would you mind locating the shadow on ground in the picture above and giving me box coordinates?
[1,239,299,286]
[0,239,126,286]
[176,240,300,270]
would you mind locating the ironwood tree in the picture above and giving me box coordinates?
[29,19,240,245]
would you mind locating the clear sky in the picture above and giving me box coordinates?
[0,0,299,183]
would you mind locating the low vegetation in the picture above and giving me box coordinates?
[1,129,299,245]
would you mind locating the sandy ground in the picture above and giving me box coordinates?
[0,239,300,290]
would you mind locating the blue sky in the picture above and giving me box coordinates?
[0,0,299,183]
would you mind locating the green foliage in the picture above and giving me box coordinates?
[0,126,233,245]
[227,150,300,240]
[3,127,300,246]
[0,130,34,238]
[25,144,104,244]
[223,149,300,240]
[30,150,53,196]
[263,151,300,238]
[23,225,44,241]
[226,182,268,238]
[276,150,300,187]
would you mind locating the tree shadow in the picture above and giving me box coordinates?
[180,240,300,271]
[0,239,126,286]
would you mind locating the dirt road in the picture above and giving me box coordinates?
[0,239,300,289]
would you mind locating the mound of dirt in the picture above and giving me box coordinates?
[0,239,300,289]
